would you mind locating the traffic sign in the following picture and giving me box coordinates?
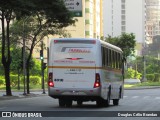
[64,0,82,17]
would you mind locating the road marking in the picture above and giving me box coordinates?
[123,96,128,98]
[132,96,139,99]
[143,96,150,99]
[155,97,160,99]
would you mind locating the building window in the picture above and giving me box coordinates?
[121,0,125,3]
[85,8,90,13]
[121,15,125,20]
[121,21,126,25]
[121,26,126,31]
[122,4,125,9]
[85,19,90,24]
[121,10,125,14]
[85,31,90,36]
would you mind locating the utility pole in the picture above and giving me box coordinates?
[141,56,147,82]
[40,40,46,94]
[23,18,27,95]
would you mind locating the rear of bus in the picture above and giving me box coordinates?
[48,38,101,101]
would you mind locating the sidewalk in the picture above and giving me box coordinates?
[0,90,47,101]
[125,86,160,90]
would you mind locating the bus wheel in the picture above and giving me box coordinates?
[66,100,72,107]
[59,99,65,107]
[113,99,119,105]
[77,101,83,106]
[96,99,103,107]
[105,94,110,107]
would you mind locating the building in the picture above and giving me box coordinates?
[145,0,160,44]
[103,0,146,55]
[60,0,103,38]
[33,0,104,60]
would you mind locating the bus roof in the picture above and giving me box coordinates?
[50,38,123,52]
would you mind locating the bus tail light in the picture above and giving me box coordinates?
[94,73,101,88]
[48,72,54,87]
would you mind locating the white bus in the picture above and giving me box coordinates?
[48,38,124,107]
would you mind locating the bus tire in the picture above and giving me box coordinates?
[105,92,110,107]
[104,87,111,107]
[66,100,72,107]
[113,99,119,105]
[77,101,83,106]
[59,99,65,107]
[96,99,103,107]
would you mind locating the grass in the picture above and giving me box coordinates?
[124,81,160,88]
[1,82,160,90]
[0,84,48,91]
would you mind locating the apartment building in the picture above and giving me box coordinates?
[33,0,104,60]
[61,0,103,38]
[103,0,146,55]
[145,0,160,44]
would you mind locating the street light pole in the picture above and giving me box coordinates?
[141,56,147,82]
[41,40,45,94]
[23,19,26,95]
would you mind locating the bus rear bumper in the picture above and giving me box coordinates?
[48,87,101,101]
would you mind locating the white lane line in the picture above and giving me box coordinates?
[132,96,139,99]
[143,96,150,99]
[155,97,160,99]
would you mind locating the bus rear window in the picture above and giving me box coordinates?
[54,40,96,44]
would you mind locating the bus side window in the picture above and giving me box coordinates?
[101,46,105,67]
[106,48,109,66]
[117,53,121,69]
[108,49,111,67]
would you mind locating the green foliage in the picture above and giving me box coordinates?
[0,76,5,86]
[105,33,136,58]
[10,75,19,87]
[130,56,160,76]
[30,76,41,85]
[125,68,142,79]
[30,59,41,75]
[154,73,160,82]
[146,74,155,81]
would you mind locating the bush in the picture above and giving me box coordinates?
[30,76,41,85]
[125,68,142,79]
[146,74,155,81]
[153,73,160,82]
[10,75,19,87]
[0,79,5,86]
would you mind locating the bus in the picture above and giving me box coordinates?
[48,38,124,107]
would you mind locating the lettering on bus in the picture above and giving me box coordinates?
[79,60,95,63]
[54,60,73,63]
[68,48,91,53]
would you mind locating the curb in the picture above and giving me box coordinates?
[125,86,160,90]
[0,92,47,101]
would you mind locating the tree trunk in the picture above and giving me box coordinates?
[4,66,12,96]
[1,10,12,96]
[26,64,30,94]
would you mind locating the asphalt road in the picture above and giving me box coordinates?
[0,88,160,120]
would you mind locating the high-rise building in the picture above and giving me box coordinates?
[145,0,160,44]
[103,0,146,55]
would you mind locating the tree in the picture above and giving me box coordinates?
[0,0,76,95]
[9,0,76,94]
[0,0,26,96]
[146,35,160,58]
[105,33,136,58]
